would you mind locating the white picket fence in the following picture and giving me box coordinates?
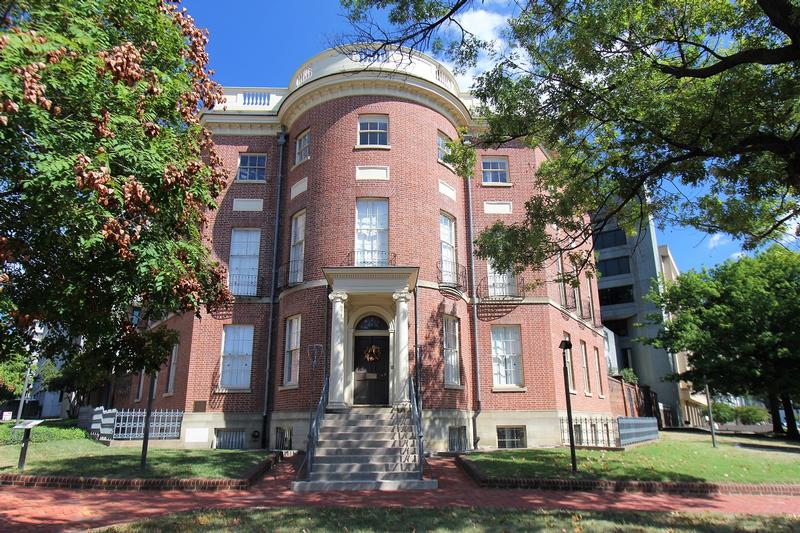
[81,406,183,440]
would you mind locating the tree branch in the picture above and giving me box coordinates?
[655,44,800,78]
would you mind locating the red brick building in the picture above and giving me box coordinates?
[119,47,613,453]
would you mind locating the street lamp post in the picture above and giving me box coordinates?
[559,339,577,474]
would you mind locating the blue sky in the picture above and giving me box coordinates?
[184,0,772,273]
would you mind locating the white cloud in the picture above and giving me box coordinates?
[778,216,799,245]
[453,9,507,44]
[707,233,731,250]
[729,251,746,260]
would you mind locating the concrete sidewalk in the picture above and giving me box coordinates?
[1,456,799,531]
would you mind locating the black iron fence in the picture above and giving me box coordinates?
[342,250,397,267]
[437,260,468,293]
[477,274,526,300]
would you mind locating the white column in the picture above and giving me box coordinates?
[392,288,412,405]
[328,290,348,410]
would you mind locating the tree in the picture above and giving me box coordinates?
[342,0,800,276]
[0,351,26,401]
[0,1,232,378]
[647,245,800,439]
[709,402,735,425]
[735,405,770,425]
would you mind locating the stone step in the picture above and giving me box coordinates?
[318,430,415,440]
[324,412,411,422]
[291,479,438,492]
[310,471,420,482]
[320,424,412,433]
[315,446,412,457]
[317,439,415,448]
[314,453,417,464]
[313,462,419,474]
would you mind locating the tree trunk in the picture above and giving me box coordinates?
[781,395,800,440]
[768,392,785,434]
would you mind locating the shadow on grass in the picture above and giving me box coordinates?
[0,449,267,479]
[736,443,800,454]
[466,448,707,483]
[105,507,800,533]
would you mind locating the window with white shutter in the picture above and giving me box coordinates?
[355,199,389,266]
[229,229,260,296]
[491,325,523,386]
[440,213,457,284]
[289,211,305,284]
[443,315,460,385]
[220,325,254,389]
[284,316,301,385]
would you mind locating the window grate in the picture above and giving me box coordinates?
[497,426,526,449]
[215,428,245,449]
[448,426,468,452]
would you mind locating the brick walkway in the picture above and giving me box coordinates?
[2,456,799,532]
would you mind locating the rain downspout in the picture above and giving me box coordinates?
[261,128,287,448]
[465,166,482,450]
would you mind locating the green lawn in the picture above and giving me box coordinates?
[0,436,270,479]
[102,507,800,532]
[464,431,800,484]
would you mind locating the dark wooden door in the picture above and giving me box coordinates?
[353,335,390,405]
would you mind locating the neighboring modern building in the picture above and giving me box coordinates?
[115,47,612,462]
[594,218,703,426]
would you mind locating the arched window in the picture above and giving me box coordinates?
[355,315,388,331]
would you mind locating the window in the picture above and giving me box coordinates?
[491,325,522,386]
[443,315,460,385]
[599,285,634,306]
[229,229,261,296]
[358,114,388,146]
[440,213,457,284]
[135,369,144,402]
[488,261,516,297]
[594,228,626,249]
[587,276,596,323]
[563,332,575,391]
[573,267,582,311]
[497,426,526,448]
[166,344,178,394]
[597,256,631,277]
[581,341,591,393]
[284,316,301,386]
[295,130,310,164]
[237,154,266,181]
[289,211,305,285]
[604,318,629,337]
[557,254,567,306]
[448,426,468,451]
[595,347,604,396]
[220,325,254,389]
[482,157,508,184]
[355,198,389,265]
[150,371,158,400]
[437,132,451,163]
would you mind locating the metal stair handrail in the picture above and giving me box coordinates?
[297,375,329,480]
[408,376,425,480]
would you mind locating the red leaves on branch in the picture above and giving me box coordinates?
[92,108,115,138]
[122,177,156,216]
[97,42,144,86]
[74,154,115,209]
[11,62,50,110]
[143,121,160,137]
[101,218,134,260]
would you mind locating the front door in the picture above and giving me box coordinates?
[353,335,390,405]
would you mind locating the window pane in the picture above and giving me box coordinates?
[229,229,260,296]
[491,325,522,386]
[221,325,253,389]
[599,285,634,306]
[355,199,389,265]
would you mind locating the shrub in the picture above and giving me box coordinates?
[0,419,88,445]
[708,402,736,424]
[620,368,638,385]
[734,405,769,425]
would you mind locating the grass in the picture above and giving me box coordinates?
[102,507,800,532]
[0,418,87,445]
[464,431,800,484]
[0,437,270,479]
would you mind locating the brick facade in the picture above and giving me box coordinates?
[116,49,613,450]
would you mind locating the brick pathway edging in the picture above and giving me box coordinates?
[455,455,800,496]
[0,452,281,492]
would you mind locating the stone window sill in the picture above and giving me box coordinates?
[481,182,512,187]
[444,383,464,390]
[162,392,174,398]
[234,180,267,184]
[438,160,455,173]
[290,158,309,172]
[354,144,391,150]
[214,388,252,394]
[278,383,299,391]
[492,386,527,393]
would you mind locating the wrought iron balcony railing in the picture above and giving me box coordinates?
[277,260,305,290]
[342,250,397,267]
[562,287,577,310]
[580,300,593,320]
[477,274,526,300]
[437,260,467,293]
[228,271,265,298]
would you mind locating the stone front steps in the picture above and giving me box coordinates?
[290,407,437,492]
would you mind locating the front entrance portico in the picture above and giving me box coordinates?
[323,267,418,410]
